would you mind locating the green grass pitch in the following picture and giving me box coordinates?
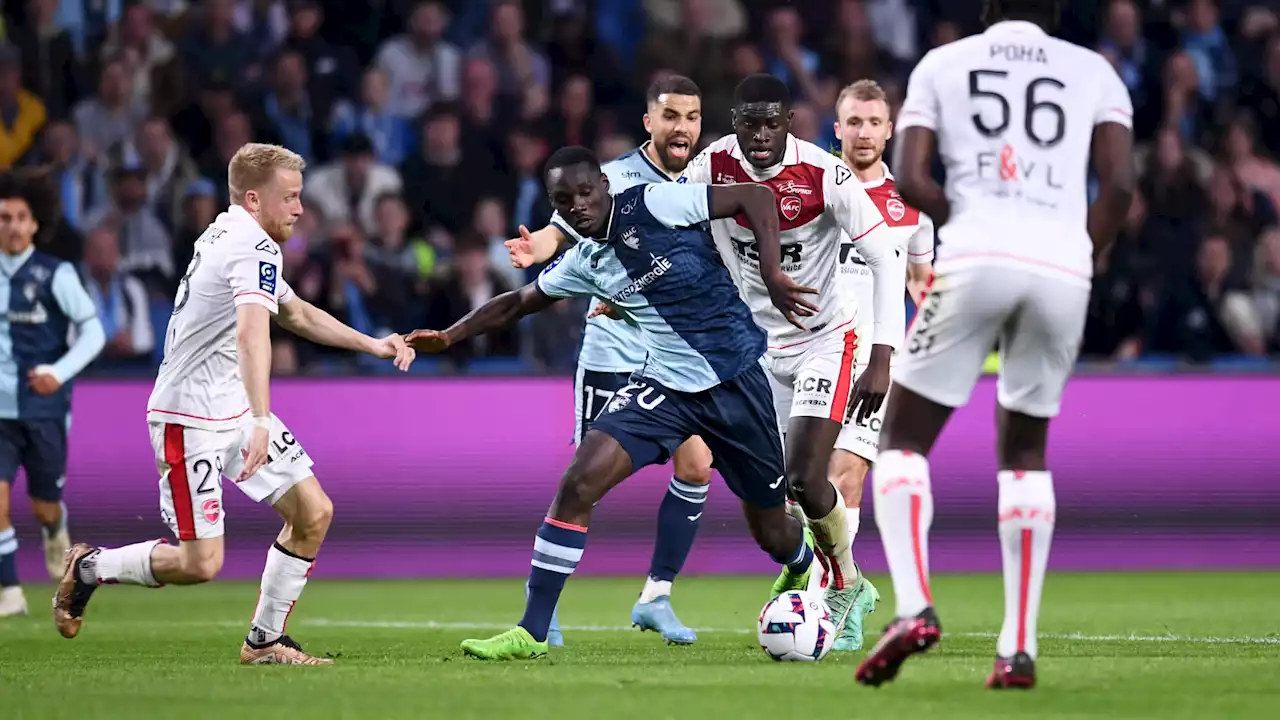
[2,572,1278,719]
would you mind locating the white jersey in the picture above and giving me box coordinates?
[895,20,1132,287]
[839,163,935,310]
[684,134,906,355]
[147,205,291,432]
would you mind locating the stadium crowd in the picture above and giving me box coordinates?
[2,0,1279,375]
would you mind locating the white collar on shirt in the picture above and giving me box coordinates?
[985,20,1048,37]
[860,161,894,190]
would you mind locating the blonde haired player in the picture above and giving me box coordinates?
[52,143,416,665]
[793,80,937,651]
[855,0,1134,690]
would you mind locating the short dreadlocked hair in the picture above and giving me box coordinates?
[982,0,1062,30]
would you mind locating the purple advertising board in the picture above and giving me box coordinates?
[9,376,1279,580]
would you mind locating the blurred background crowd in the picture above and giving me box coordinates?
[2,0,1279,375]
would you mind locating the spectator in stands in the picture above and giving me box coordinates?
[304,132,402,238]
[469,0,550,104]
[83,162,173,294]
[80,225,154,367]
[375,0,461,120]
[471,195,520,289]
[1253,228,1280,350]
[369,192,436,293]
[253,47,325,164]
[178,0,257,89]
[100,3,178,116]
[13,0,79,120]
[425,232,519,364]
[282,0,357,108]
[458,56,511,173]
[1179,0,1235,104]
[1204,163,1277,274]
[169,79,237,165]
[170,177,217,294]
[400,103,484,234]
[502,123,551,240]
[1222,113,1280,214]
[109,116,199,234]
[763,6,821,103]
[1148,233,1267,361]
[199,110,253,207]
[331,66,414,168]
[1098,0,1152,127]
[547,74,598,152]
[72,54,147,162]
[0,44,45,170]
[36,120,101,236]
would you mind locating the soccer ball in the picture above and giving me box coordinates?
[757,590,836,662]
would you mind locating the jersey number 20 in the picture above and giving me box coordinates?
[968,70,1065,148]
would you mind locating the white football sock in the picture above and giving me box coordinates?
[639,577,673,604]
[249,542,314,645]
[846,506,861,548]
[872,450,934,617]
[807,496,859,590]
[996,470,1056,660]
[78,540,163,587]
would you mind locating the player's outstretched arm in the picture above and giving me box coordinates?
[507,224,569,268]
[276,293,415,370]
[707,183,819,328]
[1088,122,1135,264]
[405,282,558,353]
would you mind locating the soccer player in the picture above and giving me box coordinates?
[797,80,935,652]
[854,0,1134,689]
[505,75,713,646]
[0,172,104,618]
[52,144,416,664]
[681,74,907,650]
[406,146,821,661]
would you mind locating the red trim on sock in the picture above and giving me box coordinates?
[545,517,587,532]
[910,494,933,604]
[1017,527,1032,652]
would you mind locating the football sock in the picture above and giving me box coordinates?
[846,506,861,548]
[807,494,858,590]
[645,476,706,590]
[520,518,587,642]
[872,450,934,617]
[77,540,162,587]
[249,542,314,646]
[0,527,18,587]
[770,517,815,575]
[785,498,808,524]
[996,470,1056,660]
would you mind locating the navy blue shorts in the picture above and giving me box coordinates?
[573,368,633,445]
[0,419,68,502]
[590,361,786,508]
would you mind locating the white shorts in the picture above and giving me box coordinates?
[151,413,315,541]
[834,315,884,462]
[892,264,1089,418]
[766,322,860,437]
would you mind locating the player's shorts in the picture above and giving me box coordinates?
[834,317,884,462]
[151,413,315,541]
[589,360,786,508]
[892,264,1089,418]
[0,418,68,501]
[765,323,860,437]
[573,367,633,445]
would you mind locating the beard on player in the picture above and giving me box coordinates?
[642,76,704,174]
[731,74,793,170]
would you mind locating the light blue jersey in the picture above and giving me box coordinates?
[538,183,765,393]
[0,247,105,419]
[549,143,677,373]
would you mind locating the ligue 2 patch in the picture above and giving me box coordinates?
[259,262,277,294]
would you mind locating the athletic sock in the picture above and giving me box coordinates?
[996,470,1056,660]
[249,542,315,646]
[872,450,934,617]
[520,518,587,642]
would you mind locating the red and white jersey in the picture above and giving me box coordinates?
[684,134,906,356]
[896,20,1132,287]
[839,164,935,310]
[147,205,292,432]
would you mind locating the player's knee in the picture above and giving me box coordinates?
[672,451,712,486]
[30,500,61,527]
[829,452,870,505]
[295,492,334,539]
[555,470,599,512]
[785,455,825,499]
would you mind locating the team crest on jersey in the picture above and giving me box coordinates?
[779,195,802,221]
[886,197,906,222]
[621,226,640,249]
[258,262,277,293]
[22,282,38,302]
